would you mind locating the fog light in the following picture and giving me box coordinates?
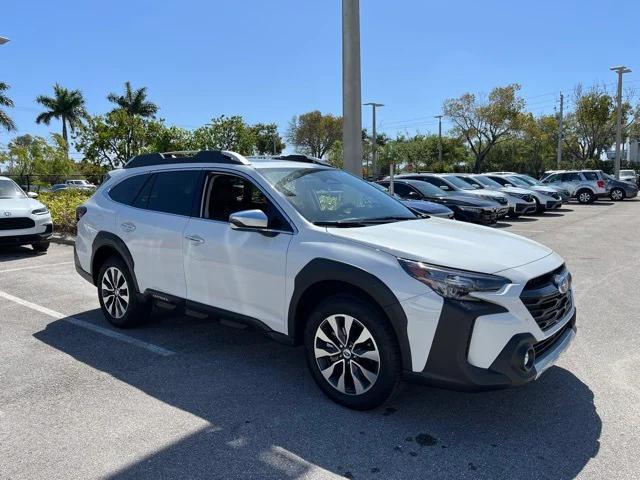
[523,347,535,371]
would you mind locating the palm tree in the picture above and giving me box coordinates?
[0,82,16,132]
[35,84,86,145]
[107,81,158,117]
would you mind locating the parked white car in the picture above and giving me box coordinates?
[65,179,96,190]
[540,170,607,204]
[0,176,53,252]
[74,151,576,409]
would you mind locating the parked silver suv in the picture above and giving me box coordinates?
[540,170,607,204]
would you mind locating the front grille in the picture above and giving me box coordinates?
[0,217,35,231]
[521,265,572,331]
[534,322,572,358]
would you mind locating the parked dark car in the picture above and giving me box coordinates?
[377,179,500,225]
[370,182,454,219]
[604,173,639,201]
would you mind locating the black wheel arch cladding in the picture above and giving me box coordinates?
[92,231,140,293]
[288,258,412,370]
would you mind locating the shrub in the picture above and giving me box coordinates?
[38,189,92,235]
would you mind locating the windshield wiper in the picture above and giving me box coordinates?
[360,216,418,223]
[313,220,368,227]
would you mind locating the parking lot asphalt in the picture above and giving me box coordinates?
[1,200,639,480]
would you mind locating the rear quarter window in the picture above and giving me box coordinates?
[582,172,599,181]
[108,174,151,205]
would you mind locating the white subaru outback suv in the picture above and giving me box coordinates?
[74,151,576,410]
[0,176,53,252]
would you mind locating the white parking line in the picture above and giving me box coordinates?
[0,262,73,273]
[0,291,176,357]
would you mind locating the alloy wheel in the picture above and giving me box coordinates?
[101,267,129,319]
[314,314,381,395]
[579,192,591,203]
[611,189,624,201]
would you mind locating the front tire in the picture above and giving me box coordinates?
[32,241,50,253]
[97,256,150,328]
[610,187,625,201]
[304,294,401,410]
[577,189,595,204]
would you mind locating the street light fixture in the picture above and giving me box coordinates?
[364,102,383,177]
[0,36,10,45]
[610,65,632,179]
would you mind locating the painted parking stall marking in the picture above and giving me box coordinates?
[0,290,176,357]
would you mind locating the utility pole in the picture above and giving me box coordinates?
[434,115,443,163]
[556,93,564,170]
[610,65,632,179]
[364,102,383,178]
[342,0,363,176]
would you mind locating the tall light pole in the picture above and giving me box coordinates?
[610,65,632,179]
[0,36,9,45]
[434,115,443,163]
[342,0,363,176]
[364,102,383,177]
[556,93,564,169]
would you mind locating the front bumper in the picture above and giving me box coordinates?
[0,223,53,246]
[546,199,562,209]
[453,207,498,225]
[511,203,537,215]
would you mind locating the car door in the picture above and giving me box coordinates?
[116,169,203,298]
[182,171,293,332]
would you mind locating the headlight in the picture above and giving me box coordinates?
[398,259,510,301]
[31,207,49,215]
[458,206,481,212]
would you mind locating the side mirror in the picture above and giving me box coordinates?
[504,183,512,187]
[439,185,450,191]
[408,191,419,198]
[229,209,269,230]
[27,192,38,198]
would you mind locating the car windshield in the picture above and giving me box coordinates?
[515,175,539,186]
[505,176,530,187]
[473,175,503,188]
[259,167,417,225]
[441,175,474,190]
[411,181,448,197]
[0,179,26,199]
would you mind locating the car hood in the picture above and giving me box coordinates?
[327,218,553,274]
[529,186,558,196]
[401,199,452,214]
[0,197,43,213]
[440,194,498,207]
[499,186,533,195]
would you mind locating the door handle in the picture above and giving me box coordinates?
[185,234,205,245]
[120,222,136,232]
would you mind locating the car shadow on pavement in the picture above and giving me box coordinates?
[34,312,601,480]
[0,246,45,262]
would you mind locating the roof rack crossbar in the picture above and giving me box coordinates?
[123,150,248,169]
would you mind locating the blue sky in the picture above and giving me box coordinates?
[1,0,639,157]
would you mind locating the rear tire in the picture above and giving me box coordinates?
[577,189,594,204]
[610,187,625,201]
[304,294,402,410]
[31,241,50,253]
[97,256,150,328]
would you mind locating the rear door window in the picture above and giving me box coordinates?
[582,172,599,181]
[146,170,202,216]
[391,183,413,198]
[108,174,152,206]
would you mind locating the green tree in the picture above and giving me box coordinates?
[0,82,16,132]
[443,84,527,173]
[192,115,256,154]
[250,123,285,154]
[107,81,158,118]
[73,110,162,168]
[1,134,73,180]
[35,84,86,147]
[562,85,627,165]
[287,111,342,158]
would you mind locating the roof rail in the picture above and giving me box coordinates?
[272,154,332,166]
[123,150,249,169]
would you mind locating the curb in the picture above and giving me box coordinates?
[50,234,76,246]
